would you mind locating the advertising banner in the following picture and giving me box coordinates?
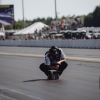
[0,5,14,25]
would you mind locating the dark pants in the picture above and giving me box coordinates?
[39,62,68,76]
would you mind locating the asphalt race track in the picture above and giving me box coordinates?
[0,47,100,100]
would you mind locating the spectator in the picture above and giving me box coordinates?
[40,35,44,40]
[35,29,37,34]
[32,35,35,40]
[28,34,31,39]
[39,30,42,36]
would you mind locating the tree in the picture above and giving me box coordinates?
[45,17,53,25]
[84,5,100,27]
[61,16,66,19]
[84,13,93,27]
[93,5,100,27]
[4,25,13,30]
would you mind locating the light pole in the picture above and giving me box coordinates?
[0,0,2,5]
[0,0,4,35]
[22,0,25,29]
[54,0,57,30]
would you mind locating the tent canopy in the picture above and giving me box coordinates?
[0,31,5,36]
[14,22,48,35]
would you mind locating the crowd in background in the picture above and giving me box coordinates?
[25,17,83,40]
[1,16,100,40]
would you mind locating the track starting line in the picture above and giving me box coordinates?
[0,52,100,63]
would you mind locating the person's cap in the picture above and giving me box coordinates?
[52,48,58,54]
[50,46,58,54]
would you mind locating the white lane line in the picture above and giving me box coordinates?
[0,52,100,63]
[0,52,44,58]
[0,86,44,100]
[66,56,100,63]
[0,94,17,100]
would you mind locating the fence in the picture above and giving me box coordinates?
[0,39,100,49]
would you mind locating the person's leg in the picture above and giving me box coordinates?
[57,61,68,75]
[39,63,51,76]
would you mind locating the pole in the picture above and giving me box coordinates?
[55,0,57,30]
[22,0,25,29]
[0,0,2,5]
[0,0,5,38]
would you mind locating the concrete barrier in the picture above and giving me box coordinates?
[0,39,100,49]
[94,39,100,49]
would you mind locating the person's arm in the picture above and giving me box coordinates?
[57,58,66,65]
[44,55,56,69]
[57,48,66,65]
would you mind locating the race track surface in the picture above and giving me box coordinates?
[0,47,100,100]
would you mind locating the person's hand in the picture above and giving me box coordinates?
[54,65,59,69]
[48,66,54,69]
[48,65,59,70]
[57,61,61,65]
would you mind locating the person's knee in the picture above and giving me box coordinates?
[39,63,45,70]
[65,62,68,67]
[61,62,68,68]
[58,62,67,70]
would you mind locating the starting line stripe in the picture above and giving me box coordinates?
[0,52,100,63]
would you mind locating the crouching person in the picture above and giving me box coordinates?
[39,46,68,80]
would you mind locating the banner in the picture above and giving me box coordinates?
[0,5,14,25]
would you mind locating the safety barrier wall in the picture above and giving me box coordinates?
[0,40,100,49]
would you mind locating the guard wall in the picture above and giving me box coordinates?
[0,40,100,49]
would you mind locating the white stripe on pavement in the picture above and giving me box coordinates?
[0,52,100,63]
[0,86,44,100]
[0,94,17,100]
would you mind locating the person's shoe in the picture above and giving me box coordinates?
[53,71,59,80]
[47,71,53,80]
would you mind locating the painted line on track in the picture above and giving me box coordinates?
[0,86,44,100]
[0,52,100,63]
[0,94,17,100]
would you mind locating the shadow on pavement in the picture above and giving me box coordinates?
[23,79,48,82]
